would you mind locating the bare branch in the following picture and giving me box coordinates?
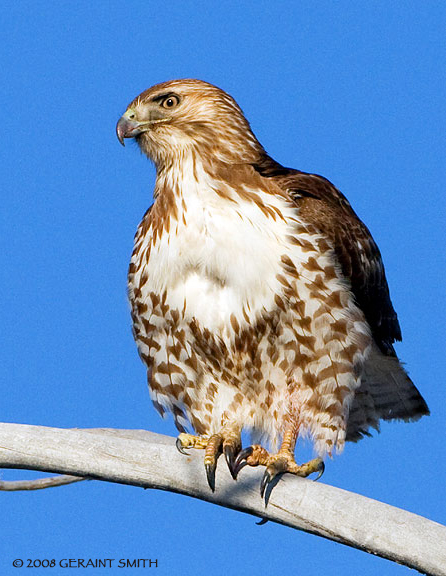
[0,423,444,575]
[0,475,85,491]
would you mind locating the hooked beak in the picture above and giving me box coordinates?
[116,116,143,146]
[116,107,168,146]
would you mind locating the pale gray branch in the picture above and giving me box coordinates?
[0,423,444,575]
[0,474,85,491]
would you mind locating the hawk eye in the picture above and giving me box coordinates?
[161,95,180,109]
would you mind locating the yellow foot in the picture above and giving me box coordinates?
[234,444,324,498]
[176,426,241,492]
[176,433,210,453]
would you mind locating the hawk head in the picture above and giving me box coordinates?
[116,79,263,167]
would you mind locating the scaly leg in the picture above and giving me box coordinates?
[234,423,324,498]
[176,423,242,492]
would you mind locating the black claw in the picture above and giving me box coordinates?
[232,446,253,479]
[176,438,188,455]
[233,446,252,467]
[205,462,216,492]
[232,459,248,478]
[237,446,254,461]
[224,445,237,480]
[260,469,272,499]
[256,517,269,526]
[313,461,325,482]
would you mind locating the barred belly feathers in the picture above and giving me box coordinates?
[117,79,428,494]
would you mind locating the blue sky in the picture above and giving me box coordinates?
[1,2,445,575]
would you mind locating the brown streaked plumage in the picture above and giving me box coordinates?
[117,79,429,495]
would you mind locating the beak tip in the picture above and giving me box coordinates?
[116,115,142,147]
[116,123,126,147]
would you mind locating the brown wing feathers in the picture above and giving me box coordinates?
[253,155,401,355]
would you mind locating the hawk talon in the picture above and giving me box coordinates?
[175,437,189,455]
[223,444,238,480]
[233,446,254,478]
[233,438,325,498]
[176,433,210,453]
[312,460,325,482]
[260,469,274,499]
[259,459,324,499]
[256,517,269,526]
[233,458,249,478]
[205,462,217,492]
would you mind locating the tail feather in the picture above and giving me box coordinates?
[347,345,429,442]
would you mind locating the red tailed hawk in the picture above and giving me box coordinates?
[116,79,429,496]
